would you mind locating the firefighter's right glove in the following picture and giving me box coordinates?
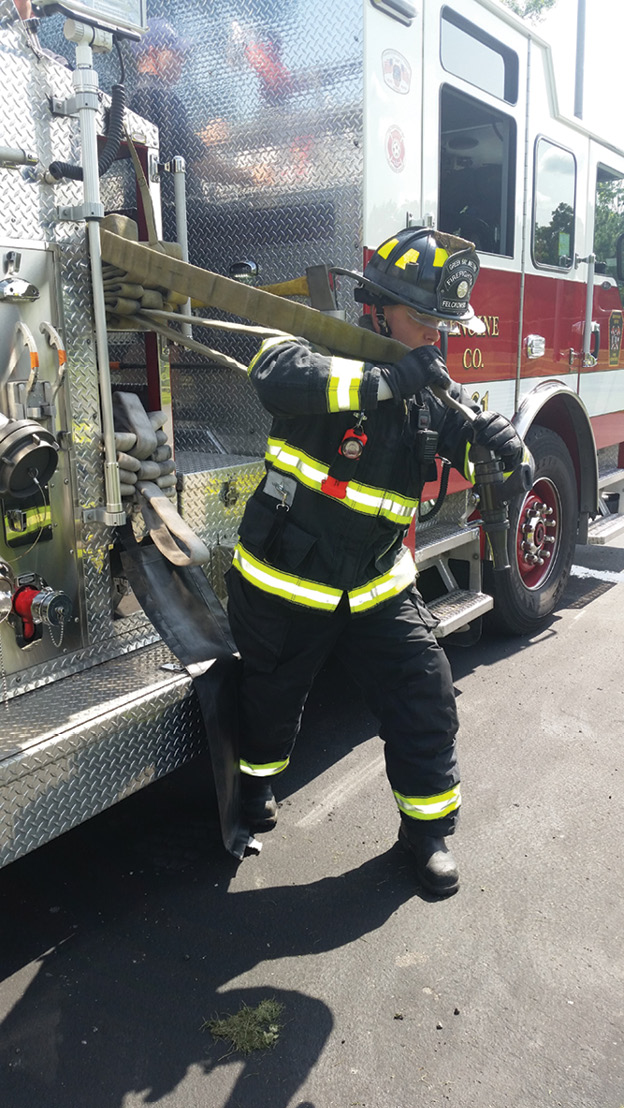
[471,411,524,471]
[381,345,452,401]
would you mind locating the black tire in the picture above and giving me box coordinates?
[485,425,578,635]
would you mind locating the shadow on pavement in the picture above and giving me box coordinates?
[0,770,417,1108]
[1,539,620,1107]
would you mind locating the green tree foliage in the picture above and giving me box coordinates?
[594,177,624,295]
[534,202,574,267]
[594,180,624,265]
[500,0,557,20]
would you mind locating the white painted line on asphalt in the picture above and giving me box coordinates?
[295,753,386,827]
[570,565,624,584]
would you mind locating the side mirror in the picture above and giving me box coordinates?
[229,260,259,286]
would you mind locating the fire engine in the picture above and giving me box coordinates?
[0,0,622,866]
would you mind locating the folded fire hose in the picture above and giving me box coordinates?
[100,224,409,366]
[117,521,251,860]
[112,387,251,856]
[112,391,211,568]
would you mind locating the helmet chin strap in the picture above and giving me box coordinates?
[375,305,392,338]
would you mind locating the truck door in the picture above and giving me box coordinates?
[578,153,624,451]
[420,1,526,419]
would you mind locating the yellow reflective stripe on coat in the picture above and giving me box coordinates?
[248,334,291,375]
[232,543,343,611]
[348,547,416,613]
[240,757,290,777]
[326,356,365,411]
[266,437,327,492]
[463,440,475,484]
[393,783,461,821]
[265,437,417,525]
[503,443,532,481]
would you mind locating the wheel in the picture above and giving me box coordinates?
[485,426,578,635]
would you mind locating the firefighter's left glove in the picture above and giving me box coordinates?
[381,345,451,401]
[472,411,523,470]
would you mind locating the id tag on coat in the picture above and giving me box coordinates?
[264,470,297,508]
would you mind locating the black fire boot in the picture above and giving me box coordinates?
[398,822,459,897]
[240,775,279,832]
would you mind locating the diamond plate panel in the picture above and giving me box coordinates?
[100,0,364,454]
[0,9,102,246]
[177,456,265,599]
[171,362,271,456]
[414,488,474,534]
[1,613,160,701]
[0,31,166,699]
[0,3,362,708]
[0,643,204,866]
[598,444,619,477]
[177,455,264,541]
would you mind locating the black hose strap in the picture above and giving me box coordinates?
[418,457,451,523]
[49,83,126,182]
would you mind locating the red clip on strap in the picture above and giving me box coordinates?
[320,475,349,499]
[321,425,369,499]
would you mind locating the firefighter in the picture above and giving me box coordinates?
[226,227,523,897]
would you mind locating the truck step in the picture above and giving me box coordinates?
[588,513,624,544]
[597,466,624,493]
[0,644,202,867]
[429,589,494,638]
[413,521,481,566]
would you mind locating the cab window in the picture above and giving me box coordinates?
[593,165,624,299]
[438,85,516,256]
[440,7,518,105]
[532,138,576,269]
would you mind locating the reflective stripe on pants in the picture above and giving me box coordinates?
[226,568,461,836]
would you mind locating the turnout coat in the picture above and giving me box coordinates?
[232,336,480,615]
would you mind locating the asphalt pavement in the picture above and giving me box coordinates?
[0,537,622,1108]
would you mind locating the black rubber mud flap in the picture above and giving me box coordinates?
[117,524,252,860]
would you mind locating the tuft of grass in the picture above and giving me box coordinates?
[201,998,284,1056]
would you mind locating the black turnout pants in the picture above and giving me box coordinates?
[226,570,461,837]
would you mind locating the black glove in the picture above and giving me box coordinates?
[381,345,452,400]
[472,411,524,470]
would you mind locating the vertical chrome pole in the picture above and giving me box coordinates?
[170,156,192,338]
[574,0,586,120]
[72,32,124,523]
[582,252,596,365]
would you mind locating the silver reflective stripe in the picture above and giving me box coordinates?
[393,784,461,821]
[266,437,417,525]
[266,439,327,490]
[327,356,365,411]
[241,757,290,777]
[232,543,343,611]
[348,547,416,613]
